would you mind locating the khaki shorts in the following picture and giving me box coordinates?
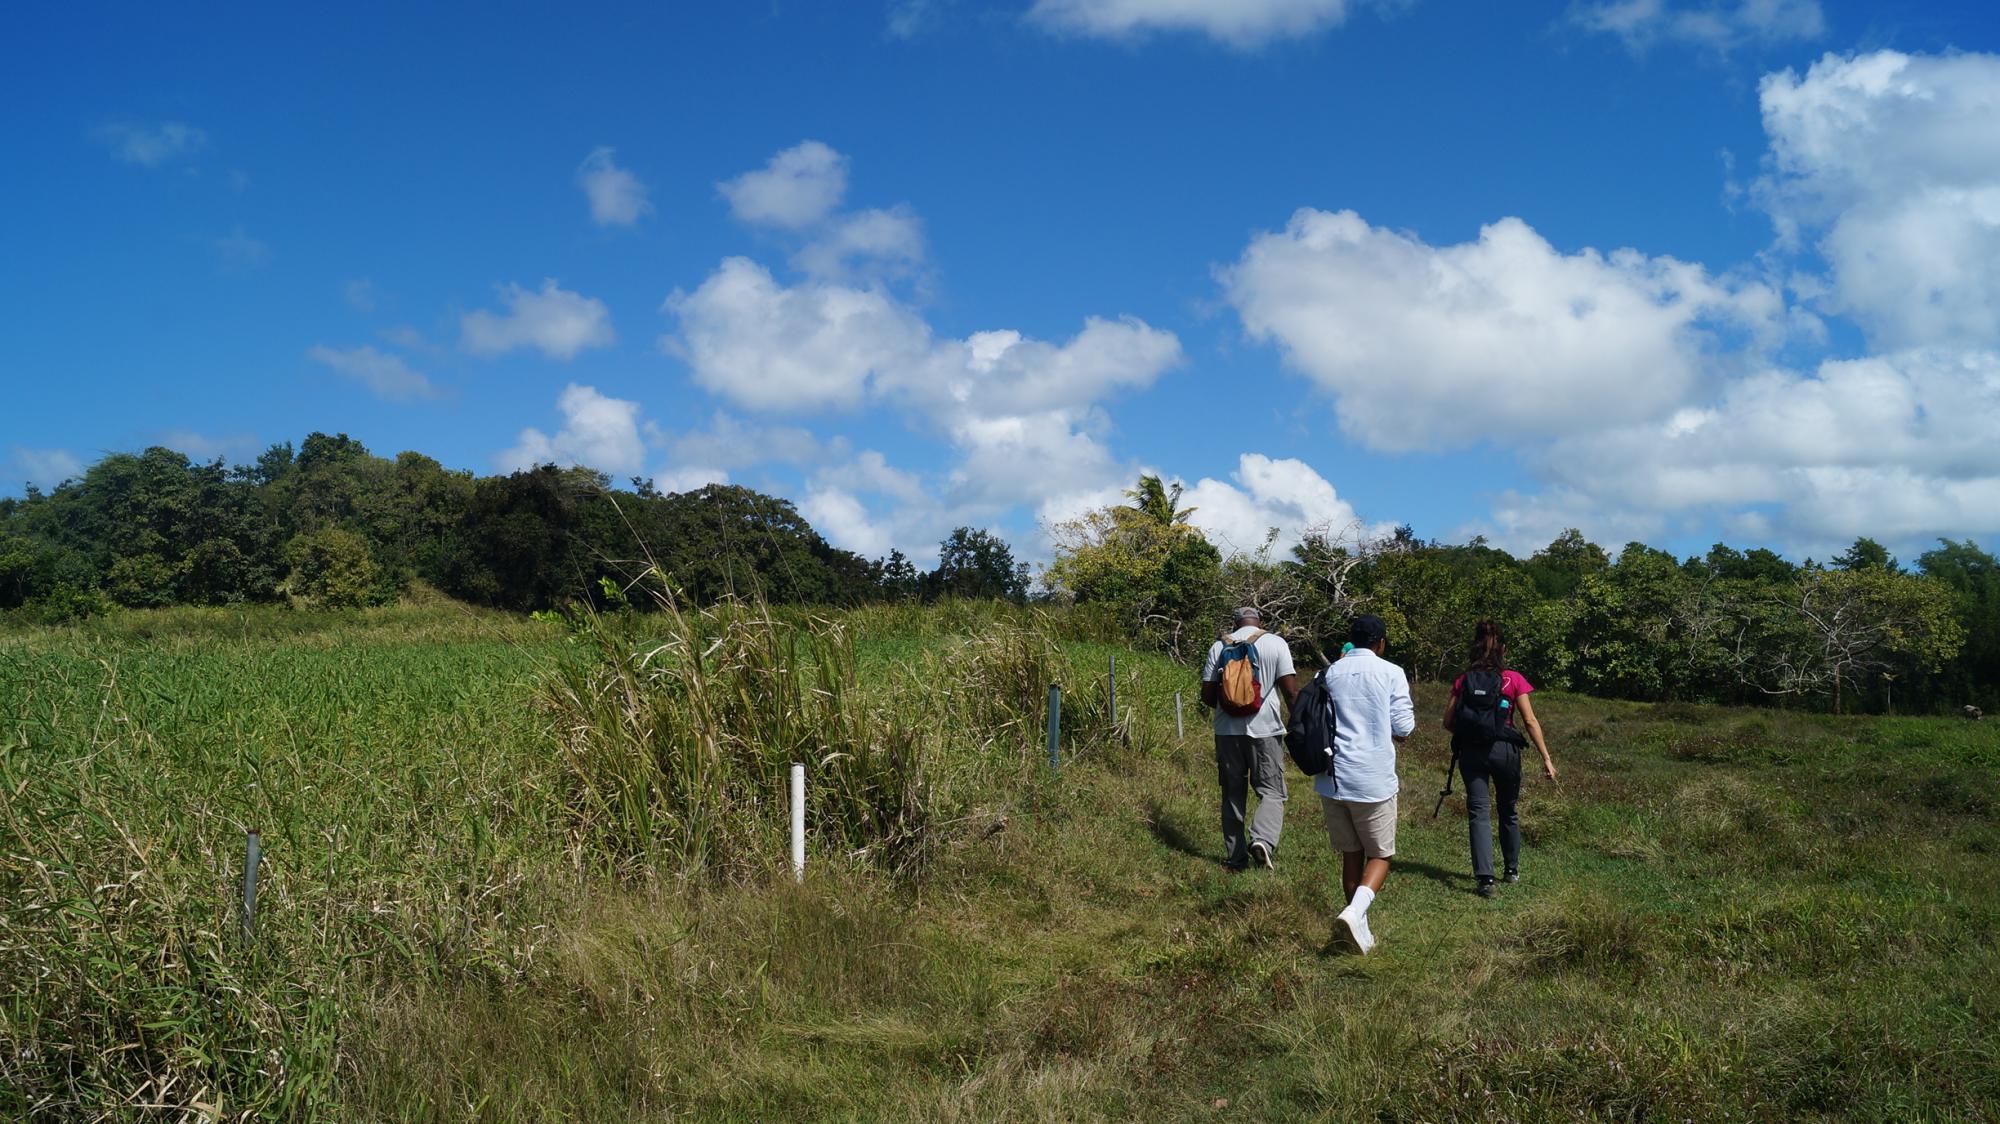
[1320,794,1397,858]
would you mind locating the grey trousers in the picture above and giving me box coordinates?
[1216,734,1288,868]
[1461,741,1522,881]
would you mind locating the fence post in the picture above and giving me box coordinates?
[241,830,261,945]
[790,763,805,883]
[1047,684,1062,769]
[1175,691,1184,740]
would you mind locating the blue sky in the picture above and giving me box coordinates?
[5,0,1999,567]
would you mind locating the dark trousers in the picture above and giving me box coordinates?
[1460,741,1521,881]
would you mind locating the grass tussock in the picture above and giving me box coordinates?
[544,597,932,881]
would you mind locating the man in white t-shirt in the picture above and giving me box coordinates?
[1199,606,1299,871]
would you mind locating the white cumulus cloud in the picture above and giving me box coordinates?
[1029,0,1359,47]
[576,147,652,227]
[664,257,932,412]
[664,255,1181,509]
[1536,348,2000,542]
[1179,454,1369,556]
[461,279,615,360]
[500,384,648,477]
[717,140,848,230]
[307,345,437,401]
[800,487,897,558]
[1223,207,1782,450]
[653,465,731,494]
[1757,50,2000,351]
[793,206,927,282]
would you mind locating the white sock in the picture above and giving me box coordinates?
[1349,885,1375,915]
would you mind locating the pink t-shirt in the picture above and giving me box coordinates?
[1451,669,1534,704]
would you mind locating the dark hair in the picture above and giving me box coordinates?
[1469,619,1506,673]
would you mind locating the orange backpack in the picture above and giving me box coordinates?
[1216,630,1266,717]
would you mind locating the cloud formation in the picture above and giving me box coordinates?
[717,140,848,230]
[1571,0,1823,51]
[1757,50,2000,351]
[1223,208,1781,450]
[576,147,652,227]
[664,254,1181,514]
[665,257,930,412]
[307,345,437,401]
[8,448,84,490]
[1537,348,2000,543]
[1181,454,1369,555]
[97,121,207,166]
[500,384,648,476]
[461,280,615,360]
[1029,0,1358,47]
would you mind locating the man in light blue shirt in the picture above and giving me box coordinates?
[1317,615,1414,954]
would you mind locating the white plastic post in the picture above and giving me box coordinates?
[789,762,805,883]
[1175,692,1184,740]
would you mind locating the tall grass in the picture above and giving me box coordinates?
[541,593,1141,884]
[543,598,932,881]
[4,602,1996,1120]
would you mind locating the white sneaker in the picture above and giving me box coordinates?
[1250,840,1274,870]
[1349,910,1376,954]
[1333,906,1376,955]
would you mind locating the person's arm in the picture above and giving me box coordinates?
[1198,642,1220,708]
[1515,693,1556,780]
[1389,668,1416,743]
[1271,639,1299,708]
[1440,687,1460,733]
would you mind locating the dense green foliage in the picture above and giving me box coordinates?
[3,605,1996,1119]
[1044,483,1990,714]
[0,437,1022,619]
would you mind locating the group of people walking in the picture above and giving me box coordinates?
[1198,607,1558,954]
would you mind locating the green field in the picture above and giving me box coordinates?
[4,604,1998,1121]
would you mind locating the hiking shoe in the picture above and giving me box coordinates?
[1250,841,1274,870]
[1502,869,1520,884]
[1476,877,1498,899]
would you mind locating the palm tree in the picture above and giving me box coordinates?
[1122,474,1195,528]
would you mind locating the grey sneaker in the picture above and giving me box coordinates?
[1250,840,1274,870]
[1477,877,1498,899]
[1502,869,1520,884]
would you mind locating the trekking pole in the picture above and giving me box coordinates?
[1431,753,1458,818]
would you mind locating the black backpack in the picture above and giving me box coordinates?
[1285,669,1337,776]
[1454,667,1527,751]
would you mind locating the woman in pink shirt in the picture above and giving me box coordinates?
[1440,620,1557,897]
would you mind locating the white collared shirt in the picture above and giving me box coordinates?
[1314,648,1416,803]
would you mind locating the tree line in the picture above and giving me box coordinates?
[1043,477,1994,716]
[0,435,1028,621]
[4,442,1993,713]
